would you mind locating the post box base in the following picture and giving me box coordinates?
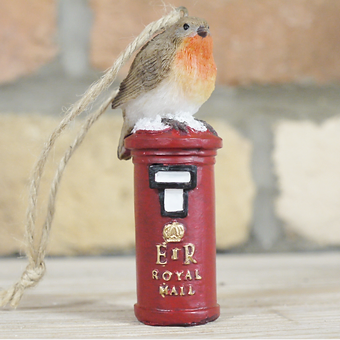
[134,304,220,326]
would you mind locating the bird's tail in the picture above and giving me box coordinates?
[118,119,133,160]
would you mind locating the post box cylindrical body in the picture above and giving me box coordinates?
[125,128,222,326]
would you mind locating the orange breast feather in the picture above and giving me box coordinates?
[173,35,217,104]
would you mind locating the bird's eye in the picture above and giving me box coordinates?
[183,23,190,30]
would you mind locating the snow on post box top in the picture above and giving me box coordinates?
[125,115,222,152]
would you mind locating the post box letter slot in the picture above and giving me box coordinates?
[149,165,197,218]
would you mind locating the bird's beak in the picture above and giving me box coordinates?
[197,25,208,38]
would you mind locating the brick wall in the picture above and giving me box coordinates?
[3,0,340,85]
[91,0,340,85]
[0,0,339,255]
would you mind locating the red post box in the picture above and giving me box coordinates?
[125,127,222,326]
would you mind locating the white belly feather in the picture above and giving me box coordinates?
[122,78,202,128]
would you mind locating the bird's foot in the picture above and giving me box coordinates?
[195,119,218,136]
[161,118,189,133]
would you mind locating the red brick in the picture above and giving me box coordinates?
[0,0,57,83]
[90,0,340,85]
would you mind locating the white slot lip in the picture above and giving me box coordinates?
[155,171,191,183]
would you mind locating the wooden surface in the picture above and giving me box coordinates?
[0,252,339,338]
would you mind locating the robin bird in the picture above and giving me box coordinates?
[112,16,217,160]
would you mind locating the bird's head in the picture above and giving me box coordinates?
[172,16,211,40]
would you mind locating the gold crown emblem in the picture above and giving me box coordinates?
[163,221,185,243]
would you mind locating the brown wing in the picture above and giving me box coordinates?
[111,32,177,109]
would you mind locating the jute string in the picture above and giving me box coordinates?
[0,6,188,308]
